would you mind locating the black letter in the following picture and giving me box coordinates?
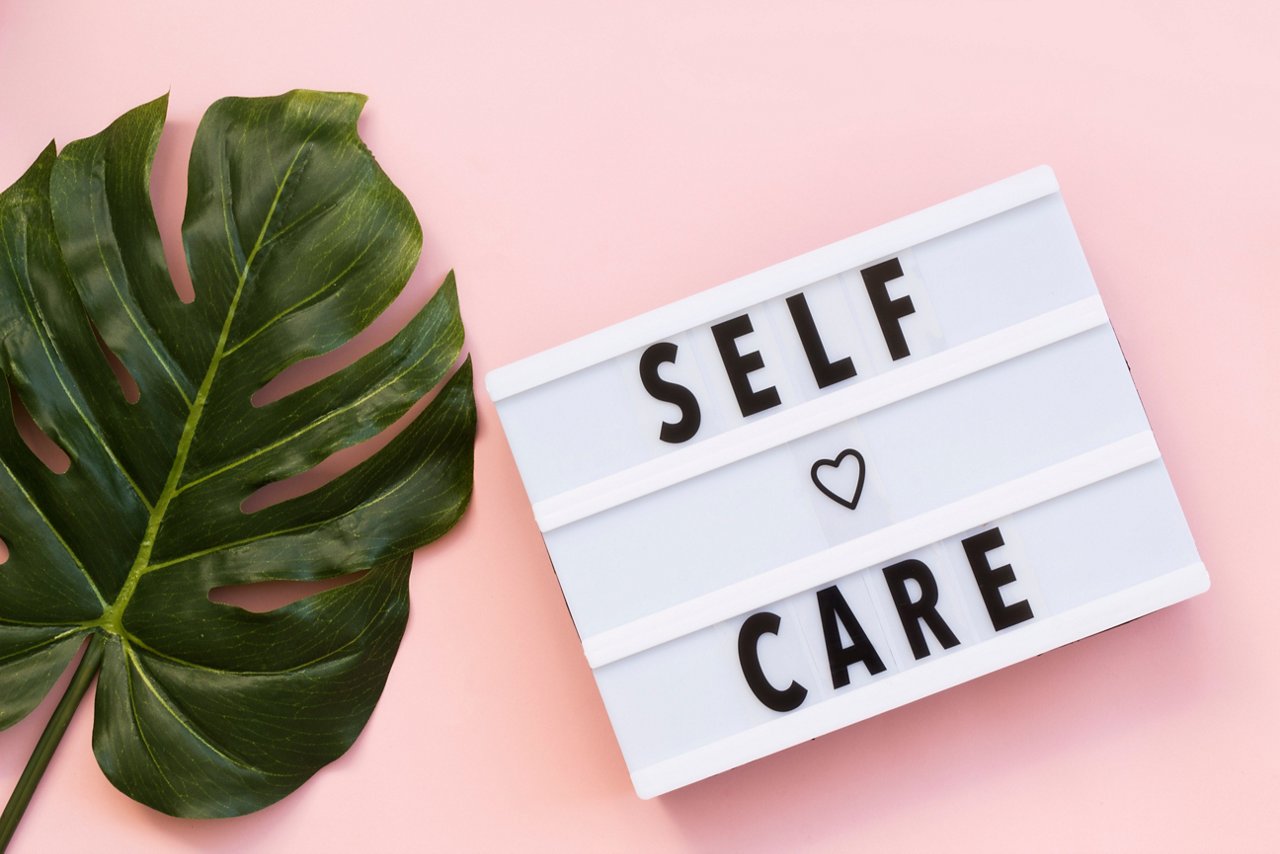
[711,314,781,417]
[861,258,915,361]
[737,611,807,712]
[786,293,856,389]
[882,559,961,660]
[638,342,702,443]
[817,585,887,688]
[962,527,1034,632]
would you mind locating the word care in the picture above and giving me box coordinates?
[738,525,1028,714]
[487,167,1208,798]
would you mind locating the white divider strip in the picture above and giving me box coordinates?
[582,430,1161,669]
[486,166,1059,402]
[628,561,1210,798]
[534,296,1109,533]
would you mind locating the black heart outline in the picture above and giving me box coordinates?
[810,448,866,510]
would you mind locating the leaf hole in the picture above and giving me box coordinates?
[150,116,197,304]
[237,269,458,513]
[208,571,367,613]
[0,535,9,565]
[89,321,141,404]
[8,382,70,473]
[250,268,444,408]
[239,383,438,514]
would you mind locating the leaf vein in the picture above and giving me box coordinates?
[180,331,451,493]
[125,644,293,778]
[0,228,154,512]
[88,198,194,406]
[0,628,82,665]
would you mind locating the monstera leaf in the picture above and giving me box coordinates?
[0,91,474,840]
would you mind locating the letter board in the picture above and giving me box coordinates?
[486,166,1208,798]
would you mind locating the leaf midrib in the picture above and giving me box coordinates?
[97,132,315,635]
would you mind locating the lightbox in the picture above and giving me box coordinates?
[486,167,1208,797]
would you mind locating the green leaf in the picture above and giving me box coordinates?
[0,91,475,820]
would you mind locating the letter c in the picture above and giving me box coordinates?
[737,611,808,712]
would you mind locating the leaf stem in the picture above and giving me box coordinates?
[0,634,104,852]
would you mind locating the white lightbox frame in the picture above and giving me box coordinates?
[487,166,1208,797]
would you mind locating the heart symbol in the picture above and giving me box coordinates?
[810,449,866,511]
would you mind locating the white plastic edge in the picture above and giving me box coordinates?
[582,431,1162,668]
[629,561,1210,798]
[485,165,1060,402]
[533,296,1108,532]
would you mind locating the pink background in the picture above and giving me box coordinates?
[1,1,1277,850]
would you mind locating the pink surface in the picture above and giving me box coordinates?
[1,1,1277,850]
